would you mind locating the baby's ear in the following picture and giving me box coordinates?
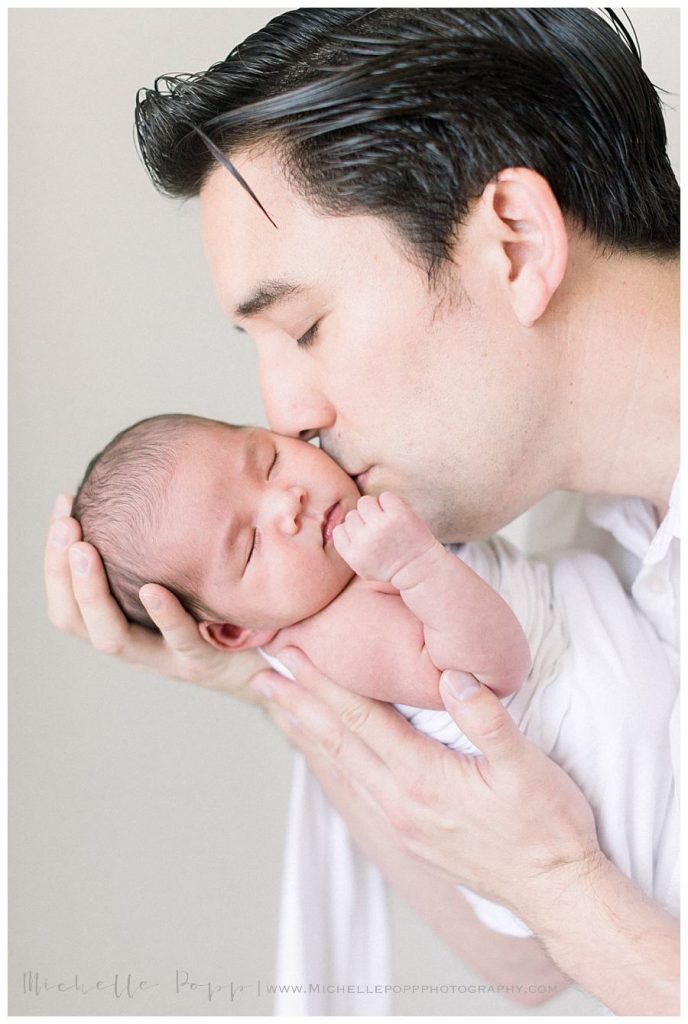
[199,621,277,652]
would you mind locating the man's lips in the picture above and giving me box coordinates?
[321,501,345,546]
[353,468,372,492]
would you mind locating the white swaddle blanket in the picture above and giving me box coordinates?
[264,538,679,1015]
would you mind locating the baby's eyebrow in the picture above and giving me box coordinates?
[219,431,264,570]
[222,512,237,551]
[242,429,263,473]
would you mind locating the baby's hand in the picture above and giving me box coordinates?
[333,492,439,584]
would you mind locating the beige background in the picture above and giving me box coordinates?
[9,7,679,1016]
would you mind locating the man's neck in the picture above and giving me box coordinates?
[557,244,679,509]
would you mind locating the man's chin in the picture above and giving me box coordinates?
[409,494,482,544]
[355,475,491,542]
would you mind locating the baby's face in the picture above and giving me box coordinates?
[160,422,360,630]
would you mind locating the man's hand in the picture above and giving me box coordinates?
[249,646,601,907]
[275,710,572,1006]
[333,492,440,583]
[251,650,679,1014]
[44,494,262,699]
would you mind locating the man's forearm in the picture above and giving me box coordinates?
[520,854,679,1014]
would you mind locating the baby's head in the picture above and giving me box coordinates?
[73,414,361,651]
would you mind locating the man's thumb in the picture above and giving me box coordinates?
[439,670,525,763]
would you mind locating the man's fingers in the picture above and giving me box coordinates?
[298,739,386,823]
[68,541,137,656]
[266,647,433,773]
[50,493,74,521]
[45,519,171,672]
[44,515,87,637]
[139,585,206,657]
[253,667,399,811]
[440,671,526,764]
[67,551,187,674]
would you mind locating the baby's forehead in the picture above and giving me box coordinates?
[191,420,261,448]
[164,421,254,502]
[178,421,269,477]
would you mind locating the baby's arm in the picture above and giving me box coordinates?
[333,493,531,697]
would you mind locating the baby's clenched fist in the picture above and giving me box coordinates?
[333,491,439,583]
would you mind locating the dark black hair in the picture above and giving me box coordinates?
[135,7,678,280]
[72,413,235,631]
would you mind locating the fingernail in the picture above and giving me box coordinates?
[69,548,88,575]
[51,495,70,519]
[141,591,162,612]
[441,670,481,701]
[51,524,70,550]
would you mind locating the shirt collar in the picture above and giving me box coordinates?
[586,470,680,565]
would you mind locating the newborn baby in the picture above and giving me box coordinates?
[73,412,678,938]
[73,412,531,710]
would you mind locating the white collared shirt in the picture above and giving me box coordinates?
[587,474,680,652]
[587,473,680,802]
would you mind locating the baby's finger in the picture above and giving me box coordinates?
[343,509,364,532]
[379,491,407,514]
[44,516,87,637]
[139,585,206,658]
[68,541,134,655]
[332,522,350,555]
[356,494,382,521]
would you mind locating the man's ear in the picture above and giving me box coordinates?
[199,621,277,652]
[480,167,568,327]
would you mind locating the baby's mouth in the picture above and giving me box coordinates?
[321,502,345,546]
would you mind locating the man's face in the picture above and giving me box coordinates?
[159,423,359,630]
[200,151,561,540]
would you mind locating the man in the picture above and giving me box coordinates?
[45,8,679,1012]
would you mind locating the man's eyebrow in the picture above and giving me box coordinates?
[234,279,305,320]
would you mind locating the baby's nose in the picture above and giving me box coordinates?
[276,486,306,534]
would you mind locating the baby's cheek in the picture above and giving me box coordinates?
[290,554,353,621]
[331,554,357,590]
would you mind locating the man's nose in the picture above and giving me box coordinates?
[259,348,335,440]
